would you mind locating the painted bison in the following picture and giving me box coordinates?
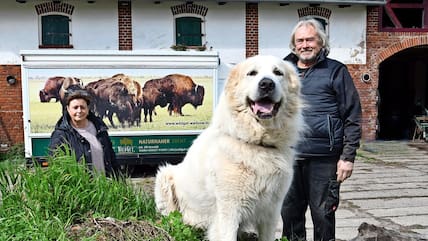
[59,77,84,107]
[165,74,205,116]
[39,76,81,103]
[111,74,144,126]
[141,78,170,122]
[141,73,205,121]
[85,78,134,128]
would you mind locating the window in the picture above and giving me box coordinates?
[40,14,71,47]
[380,0,428,32]
[170,3,208,49]
[175,16,203,46]
[297,7,331,36]
[312,17,328,35]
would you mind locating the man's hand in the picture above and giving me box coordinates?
[337,160,353,183]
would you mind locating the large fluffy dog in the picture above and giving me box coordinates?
[154,55,304,241]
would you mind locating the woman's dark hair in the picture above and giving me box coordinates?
[65,88,92,105]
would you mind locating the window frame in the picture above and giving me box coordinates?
[173,13,206,48]
[379,0,428,32]
[38,13,73,48]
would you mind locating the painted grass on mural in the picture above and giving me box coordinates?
[28,76,213,134]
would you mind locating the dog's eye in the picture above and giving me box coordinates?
[273,68,283,76]
[248,70,258,76]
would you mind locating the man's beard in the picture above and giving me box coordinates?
[299,53,316,65]
[298,50,318,65]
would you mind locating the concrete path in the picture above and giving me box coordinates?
[296,140,428,241]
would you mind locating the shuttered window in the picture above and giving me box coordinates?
[175,17,202,46]
[41,15,71,47]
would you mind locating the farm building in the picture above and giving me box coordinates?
[1,0,428,154]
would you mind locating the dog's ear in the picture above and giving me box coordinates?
[225,63,242,90]
[284,62,300,93]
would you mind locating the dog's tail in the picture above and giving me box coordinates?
[154,164,180,216]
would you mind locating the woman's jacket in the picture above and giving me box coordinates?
[49,111,117,175]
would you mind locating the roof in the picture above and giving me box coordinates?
[209,0,386,5]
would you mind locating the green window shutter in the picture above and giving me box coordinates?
[176,17,202,46]
[42,15,70,45]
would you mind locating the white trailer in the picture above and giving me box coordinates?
[21,50,223,168]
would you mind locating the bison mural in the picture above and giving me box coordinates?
[39,76,82,103]
[85,77,136,128]
[141,78,169,122]
[111,74,144,126]
[164,74,205,116]
[39,72,207,129]
[141,73,205,121]
[59,77,84,107]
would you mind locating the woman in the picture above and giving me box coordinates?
[49,88,117,176]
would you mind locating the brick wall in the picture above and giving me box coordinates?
[350,6,428,140]
[118,1,132,50]
[0,65,24,148]
[246,3,258,58]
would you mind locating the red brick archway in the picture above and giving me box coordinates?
[376,36,428,65]
[357,6,428,140]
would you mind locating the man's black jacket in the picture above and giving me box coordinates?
[284,51,362,162]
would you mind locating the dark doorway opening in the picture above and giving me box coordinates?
[378,45,428,140]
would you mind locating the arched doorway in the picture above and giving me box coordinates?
[378,46,428,140]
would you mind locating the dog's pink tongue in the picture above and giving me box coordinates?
[253,102,274,114]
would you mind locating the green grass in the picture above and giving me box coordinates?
[0,146,204,241]
[0,145,288,241]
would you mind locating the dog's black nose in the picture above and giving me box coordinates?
[259,78,275,93]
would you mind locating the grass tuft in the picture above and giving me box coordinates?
[0,147,203,240]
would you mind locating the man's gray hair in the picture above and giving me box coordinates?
[289,18,330,56]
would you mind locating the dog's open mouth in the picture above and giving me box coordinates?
[249,97,280,119]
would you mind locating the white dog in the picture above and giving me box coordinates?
[154,55,304,241]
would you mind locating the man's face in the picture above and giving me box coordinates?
[294,24,322,66]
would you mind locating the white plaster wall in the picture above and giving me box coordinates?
[0,1,366,65]
[71,1,118,50]
[328,5,366,64]
[132,1,247,92]
[0,0,118,64]
[259,3,367,64]
[133,1,246,67]
[258,3,299,59]
[0,1,39,64]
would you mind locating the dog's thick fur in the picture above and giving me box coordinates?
[154,55,304,241]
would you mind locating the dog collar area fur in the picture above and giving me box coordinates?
[255,140,277,149]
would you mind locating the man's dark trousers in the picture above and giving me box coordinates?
[281,156,340,241]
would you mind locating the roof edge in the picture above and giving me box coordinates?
[217,0,386,5]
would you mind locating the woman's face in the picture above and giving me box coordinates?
[67,98,89,125]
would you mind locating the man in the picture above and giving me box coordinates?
[281,18,362,241]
